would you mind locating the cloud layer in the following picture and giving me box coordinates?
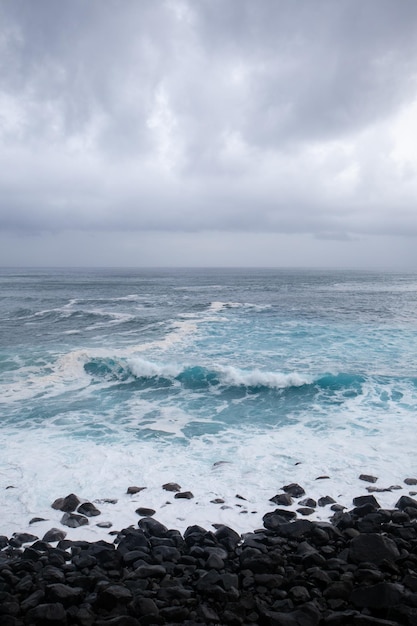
[1,0,417,266]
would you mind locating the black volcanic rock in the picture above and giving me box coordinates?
[77,502,101,517]
[174,491,194,499]
[349,533,400,565]
[52,493,81,512]
[4,492,417,625]
[60,513,88,528]
[282,482,306,497]
[395,494,417,510]
[269,493,293,506]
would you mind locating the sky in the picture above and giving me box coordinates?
[1,0,417,268]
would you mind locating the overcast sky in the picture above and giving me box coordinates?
[1,0,417,268]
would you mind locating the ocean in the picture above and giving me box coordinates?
[1,267,417,541]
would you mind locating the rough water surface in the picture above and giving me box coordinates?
[1,267,417,539]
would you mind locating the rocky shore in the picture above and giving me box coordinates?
[2,480,417,625]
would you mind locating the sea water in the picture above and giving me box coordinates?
[1,267,417,541]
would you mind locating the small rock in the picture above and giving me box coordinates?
[13,532,38,544]
[331,504,346,512]
[263,509,297,530]
[174,491,194,499]
[353,494,380,508]
[210,498,225,504]
[42,528,66,542]
[127,486,146,494]
[289,585,310,602]
[51,493,81,512]
[96,521,113,528]
[297,507,315,516]
[29,517,47,525]
[135,507,156,516]
[235,494,247,500]
[299,497,317,508]
[315,475,330,480]
[282,483,305,497]
[162,482,181,492]
[77,502,101,516]
[359,474,378,483]
[318,496,336,506]
[60,512,88,528]
[269,493,293,506]
[404,477,417,485]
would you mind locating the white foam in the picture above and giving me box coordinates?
[216,364,310,388]
[2,409,416,542]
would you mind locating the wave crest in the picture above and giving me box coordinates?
[83,356,310,391]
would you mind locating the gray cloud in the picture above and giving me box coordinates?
[1,0,417,266]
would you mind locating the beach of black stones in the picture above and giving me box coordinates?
[3,478,417,625]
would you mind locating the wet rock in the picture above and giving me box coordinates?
[162,482,181,492]
[318,496,336,506]
[135,507,156,517]
[52,493,80,512]
[29,517,47,525]
[138,517,168,538]
[395,494,417,510]
[77,502,101,517]
[43,528,67,542]
[282,483,306,497]
[174,491,194,499]
[126,486,146,494]
[269,493,293,506]
[299,497,317,507]
[60,513,88,528]
[274,519,313,538]
[12,532,38,544]
[359,474,378,483]
[263,509,297,530]
[353,494,380,508]
[331,503,346,512]
[297,507,315,516]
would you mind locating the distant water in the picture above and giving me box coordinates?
[1,267,417,540]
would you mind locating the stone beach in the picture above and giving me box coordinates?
[2,478,417,625]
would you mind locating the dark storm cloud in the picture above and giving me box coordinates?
[1,0,417,252]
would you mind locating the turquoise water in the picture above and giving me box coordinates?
[1,267,417,537]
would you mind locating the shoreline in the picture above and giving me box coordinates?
[2,477,417,624]
[3,470,417,545]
